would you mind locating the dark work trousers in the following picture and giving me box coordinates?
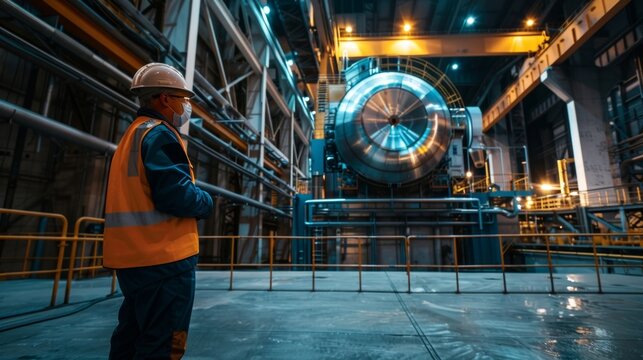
[109,255,197,360]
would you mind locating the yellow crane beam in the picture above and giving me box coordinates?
[339,32,545,58]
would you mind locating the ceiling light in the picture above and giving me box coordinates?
[403,23,411,32]
[451,63,459,70]
[526,18,535,27]
[262,5,270,15]
[465,16,475,26]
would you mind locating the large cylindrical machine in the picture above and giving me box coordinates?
[334,70,454,184]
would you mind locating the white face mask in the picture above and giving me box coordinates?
[172,102,192,128]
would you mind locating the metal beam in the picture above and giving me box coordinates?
[39,0,146,71]
[482,0,631,132]
[587,212,624,233]
[206,0,311,147]
[38,0,284,175]
[338,31,545,58]
[555,214,580,233]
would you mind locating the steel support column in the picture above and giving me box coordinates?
[541,67,614,202]
[238,41,270,261]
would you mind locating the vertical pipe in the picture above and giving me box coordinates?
[269,234,274,291]
[290,110,295,189]
[591,234,603,293]
[50,217,69,307]
[499,238,507,293]
[358,238,362,292]
[405,236,411,293]
[311,236,316,291]
[523,145,531,185]
[229,236,235,290]
[453,238,460,294]
[544,235,555,294]
[65,229,80,304]
[255,48,270,262]
[183,0,200,89]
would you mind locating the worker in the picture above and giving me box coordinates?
[103,62,213,359]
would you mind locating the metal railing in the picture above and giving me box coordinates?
[525,184,643,210]
[198,233,642,294]
[2,208,642,311]
[0,209,114,307]
[453,175,532,195]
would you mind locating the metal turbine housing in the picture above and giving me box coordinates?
[335,71,452,184]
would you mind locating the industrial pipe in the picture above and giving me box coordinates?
[188,132,294,199]
[190,122,295,194]
[4,1,295,173]
[0,17,294,196]
[195,180,290,218]
[305,221,480,227]
[0,0,131,85]
[305,197,484,228]
[0,100,291,218]
[0,27,138,114]
[0,99,117,154]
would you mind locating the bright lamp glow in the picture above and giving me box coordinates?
[286,59,294,66]
[525,18,535,27]
[262,5,270,15]
[465,16,475,26]
[403,23,411,32]
[346,25,353,33]
[451,63,459,70]
[303,96,310,102]
[540,183,555,191]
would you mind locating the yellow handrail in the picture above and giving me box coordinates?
[64,217,111,304]
[197,233,641,294]
[0,208,68,306]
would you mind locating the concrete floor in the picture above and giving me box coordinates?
[1,271,643,359]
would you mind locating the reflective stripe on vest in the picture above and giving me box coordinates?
[105,210,173,228]
[103,116,198,269]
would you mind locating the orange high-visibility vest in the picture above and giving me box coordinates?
[103,116,198,269]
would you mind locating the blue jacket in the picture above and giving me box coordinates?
[137,108,213,220]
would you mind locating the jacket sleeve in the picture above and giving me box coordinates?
[141,125,213,220]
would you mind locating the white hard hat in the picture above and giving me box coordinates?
[130,62,195,98]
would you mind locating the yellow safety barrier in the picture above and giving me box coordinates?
[64,217,115,304]
[2,214,642,300]
[0,208,68,306]
[0,209,114,307]
[525,184,643,210]
[198,232,642,294]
